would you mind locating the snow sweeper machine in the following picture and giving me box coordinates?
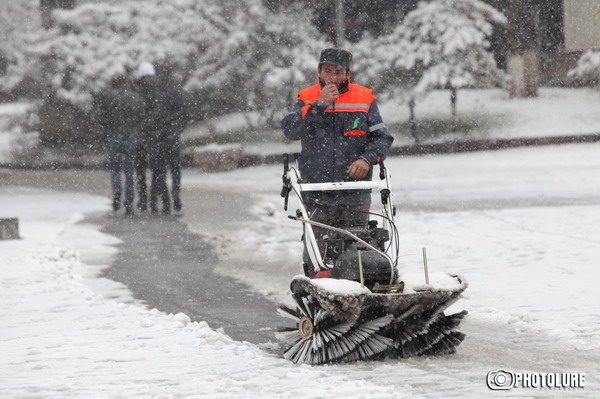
[276,153,468,365]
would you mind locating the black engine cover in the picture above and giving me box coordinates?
[330,245,396,287]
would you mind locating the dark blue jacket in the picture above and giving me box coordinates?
[282,79,393,205]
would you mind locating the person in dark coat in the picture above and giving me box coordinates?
[281,48,394,276]
[136,63,188,215]
[157,74,188,213]
[134,62,158,212]
[96,74,145,216]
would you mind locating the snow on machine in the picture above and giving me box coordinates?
[276,154,468,365]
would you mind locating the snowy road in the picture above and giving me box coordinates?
[183,142,600,397]
[1,142,599,397]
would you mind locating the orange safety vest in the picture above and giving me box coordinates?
[298,81,375,136]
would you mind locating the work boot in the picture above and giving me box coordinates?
[112,192,121,211]
[125,206,134,217]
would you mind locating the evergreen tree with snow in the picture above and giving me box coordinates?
[184,0,325,127]
[366,0,506,130]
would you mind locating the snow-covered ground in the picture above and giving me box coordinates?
[180,87,600,151]
[0,188,404,398]
[184,142,600,397]
[2,140,599,397]
[380,87,600,143]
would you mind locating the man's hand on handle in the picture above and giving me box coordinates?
[347,158,370,179]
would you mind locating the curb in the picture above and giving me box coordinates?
[2,133,600,171]
[387,133,600,156]
[236,133,600,166]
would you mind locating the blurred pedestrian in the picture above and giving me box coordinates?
[158,73,188,213]
[134,62,158,212]
[135,62,169,214]
[136,62,188,215]
[96,74,145,216]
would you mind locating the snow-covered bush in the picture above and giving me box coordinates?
[568,50,600,86]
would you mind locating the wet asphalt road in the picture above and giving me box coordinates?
[95,212,282,344]
[1,169,283,345]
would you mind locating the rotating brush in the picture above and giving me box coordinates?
[276,294,393,364]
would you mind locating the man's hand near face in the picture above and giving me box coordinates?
[318,83,339,107]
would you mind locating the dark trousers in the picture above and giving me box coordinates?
[302,203,370,276]
[150,141,170,213]
[107,136,137,209]
[135,143,149,209]
[165,140,181,203]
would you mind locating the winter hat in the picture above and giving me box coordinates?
[319,48,352,69]
[136,62,155,78]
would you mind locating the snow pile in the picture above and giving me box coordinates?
[402,272,465,293]
[0,102,35,163]
[569,50,600,84]
[306,273,464,296]
[310,277,372,296]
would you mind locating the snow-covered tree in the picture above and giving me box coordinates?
[0,0,43,96]
[20,0,224,109]
[364,0,506,126]
[9,0,320,121]
[185,0,324,126]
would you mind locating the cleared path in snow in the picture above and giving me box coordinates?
[0,169,282,345]
[95,211,281,344]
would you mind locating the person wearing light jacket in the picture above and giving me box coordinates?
[281,48,394,276]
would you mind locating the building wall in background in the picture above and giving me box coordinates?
[564,0,600,51]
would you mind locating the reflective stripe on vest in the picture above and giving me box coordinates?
[324,103,370,113]
[298,82,375,119]
[343,130,366,137]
